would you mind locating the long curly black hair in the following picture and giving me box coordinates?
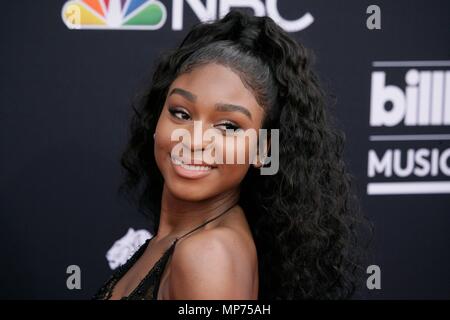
[119,10,371,300]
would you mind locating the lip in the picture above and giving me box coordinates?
[170,154,215,179]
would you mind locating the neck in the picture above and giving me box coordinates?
[155,184,240,240]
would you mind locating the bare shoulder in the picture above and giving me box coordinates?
[168,226,257,299]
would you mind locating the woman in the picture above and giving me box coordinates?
[93,10,369,300]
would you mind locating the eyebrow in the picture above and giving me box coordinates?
[169,87,253,120]
[169,88,197,103]
[214,102,252,120]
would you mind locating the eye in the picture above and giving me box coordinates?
[168,106,191,120]
[215,121,242,134]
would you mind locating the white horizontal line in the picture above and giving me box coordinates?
[369,134,450,141]
[372,60,450,67]
[367,181,450,195]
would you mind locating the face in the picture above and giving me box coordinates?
[154,63,266,202]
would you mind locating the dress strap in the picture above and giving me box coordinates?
[173,201,238,243]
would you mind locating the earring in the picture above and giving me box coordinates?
[253,157,262,169]
[257,155,268,168]
[153,132,156,139]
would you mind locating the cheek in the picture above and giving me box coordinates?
[213,135,253,186]
[216,163,249,187]
[216,134,259,165]
[153,117,176,173]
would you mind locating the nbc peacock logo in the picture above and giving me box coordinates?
[61,0,167,30]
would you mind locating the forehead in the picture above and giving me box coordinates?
[168,63,264,119]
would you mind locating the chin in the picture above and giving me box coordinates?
[166,180,218,202]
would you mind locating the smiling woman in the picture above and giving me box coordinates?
[93,9,370,300]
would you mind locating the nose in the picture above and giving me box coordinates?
[181,120,214,152]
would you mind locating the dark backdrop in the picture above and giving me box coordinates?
[1,0,449,299]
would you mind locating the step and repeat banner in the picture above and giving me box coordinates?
[1,0,449,299]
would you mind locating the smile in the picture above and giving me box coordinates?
[170,155,214,179]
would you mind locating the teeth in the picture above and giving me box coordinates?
[172,158,182,165]
[171,156,211,171]
[181,163,211,171]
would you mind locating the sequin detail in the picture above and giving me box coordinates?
[92,238,177,300]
